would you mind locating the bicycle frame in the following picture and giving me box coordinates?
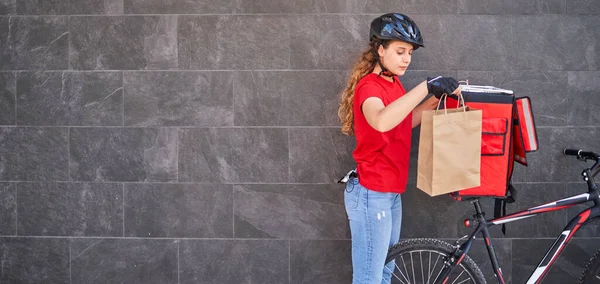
[437,172,600,284]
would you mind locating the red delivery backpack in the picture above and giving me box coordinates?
[444,85,539,232]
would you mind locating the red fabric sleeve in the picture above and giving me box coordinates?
[355,82,385,112]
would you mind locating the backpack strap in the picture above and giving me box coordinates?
[494,183,517,235]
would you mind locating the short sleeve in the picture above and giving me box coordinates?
[354,81,385,111]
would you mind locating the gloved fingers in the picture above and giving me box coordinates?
[451,84,461,95]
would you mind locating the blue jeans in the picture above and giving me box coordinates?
[344,176,402,284]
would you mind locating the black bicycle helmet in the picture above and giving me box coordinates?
[369,13,424,49]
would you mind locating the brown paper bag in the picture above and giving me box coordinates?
[416,95,483,196]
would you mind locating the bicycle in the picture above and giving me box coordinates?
[384,148,600,284]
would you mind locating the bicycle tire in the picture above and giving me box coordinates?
[385,238,487,284]
[579,248,600,283]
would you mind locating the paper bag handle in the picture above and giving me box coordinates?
[435,93,466,114]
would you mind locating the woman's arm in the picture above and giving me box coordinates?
[362,78,461,132]
[411,96,440,128]
[362,81,429,132]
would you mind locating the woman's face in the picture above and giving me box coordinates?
[378,40,413,76]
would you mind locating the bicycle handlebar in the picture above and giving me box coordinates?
[564,148,600,182]
[563,148,599,161]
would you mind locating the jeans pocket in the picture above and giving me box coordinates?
[344,178,362,210]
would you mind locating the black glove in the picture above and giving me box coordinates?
[427,76,459,99]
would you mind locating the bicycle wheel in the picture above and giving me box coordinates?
[579,249,600,283]
[385,238,486,284]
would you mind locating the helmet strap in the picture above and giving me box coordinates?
[374,41,396,79]
[377,59,394,78]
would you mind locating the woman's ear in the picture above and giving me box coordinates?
[378,45,385,58]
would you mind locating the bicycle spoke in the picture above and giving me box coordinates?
[427,251,432,284]
[431,261,444,284]
[400,255,412,284]
[389,248,479,284]
[451,270,465,284]
[384,262,409,284]
[411,252,416,284]
[428,254,441,284]
[394,261,411,284]
[420,251,425,284]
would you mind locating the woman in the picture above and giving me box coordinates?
[338,13,462,284]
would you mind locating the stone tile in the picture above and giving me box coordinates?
[133,0,459,14]
[124,183,233,238]
[233,71,346,126]
[0,127,69,181]
[289,128,355,183]
[235,0,333,13]
[234,0,457,14]
[408,128,420,186]
[69,127,177,182]
[401,185,466,238]
[512,238,596,283]
[0,0,15,14]
[566,71,600,126]
[351,0,459,14]
[234,184,347,239]
[409,15,511,70]
[0,183,16,235]
[505,71,568,126]
[16,0,123,14]
[0,237,69,283]
[178,15,289,70]
[0,18,7,67]
[0,72,16,125]
[178,128,288,183]
[124,71,233,126]
[179,240,288,284]
[16,71,123,126]
[124,0,233,14]
[289,15,371,70]
[512,15,600,71]
[17,182,122,236]
[458,0,565,14]
[0,16,68,70]
[459,0,517,14]
[456,71,499,86]
[71,238,178,284]
[511,127,600,183]
[290,240,352,284]
[70,16,177,70]
[568,0,600,15]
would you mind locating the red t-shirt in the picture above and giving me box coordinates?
[352,73,412,194]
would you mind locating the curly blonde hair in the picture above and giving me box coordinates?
[338,40,390,136]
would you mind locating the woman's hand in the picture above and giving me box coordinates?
[427,76,461,98]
